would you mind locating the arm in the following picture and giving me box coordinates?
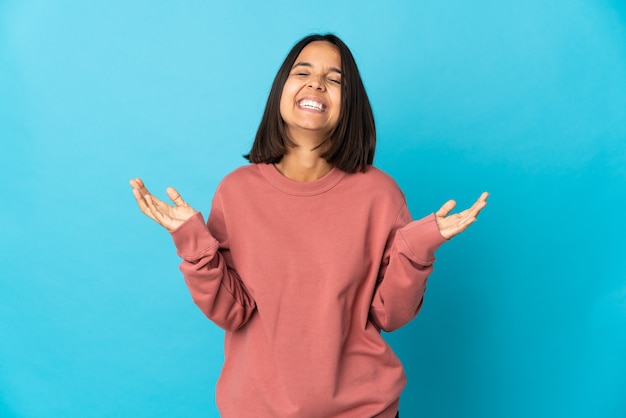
[370,192,489,332]
[369,208,446,332]
[171,211,256,331]
[129,178,256,331]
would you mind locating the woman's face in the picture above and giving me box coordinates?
[279,41,342,142]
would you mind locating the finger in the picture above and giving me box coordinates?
[147,195,181,231]
[468,192,489,216]
[439,192,489,239]
[144,194,171,225]
[130,178,152,202]
[166,187,186,207]
[458,214,477,227]
[129,177,145,189]
[132,184,170,221]
[132,188,157,221]
[131,187,149,210]
[436,200,456,218]
[450,205,482,234]
[441,215,478,239]
[458,192,489,219]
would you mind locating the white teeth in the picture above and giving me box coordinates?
[298,99,324,111]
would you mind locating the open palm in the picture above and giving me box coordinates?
[129,178,198,231]
[435,192,489,239]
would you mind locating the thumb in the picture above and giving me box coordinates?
[166,187,186,207]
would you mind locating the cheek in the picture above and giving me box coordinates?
[279,82,297,112]
[279,94,289,120]
[281,79,298,99]
[331,91,342,118]
[330,86,341,106]
[278,91,290,118]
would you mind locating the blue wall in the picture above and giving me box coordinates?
[1,1,625,417]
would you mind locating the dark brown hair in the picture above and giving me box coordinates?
[245,34,376,173]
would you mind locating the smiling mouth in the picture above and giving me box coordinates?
[298,99,326,112]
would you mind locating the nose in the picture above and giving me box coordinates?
[308,75,325,91]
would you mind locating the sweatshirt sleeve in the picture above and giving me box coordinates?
[170,210,256,332]
[369,205,447,332]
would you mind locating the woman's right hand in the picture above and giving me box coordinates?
[129,178,198,231]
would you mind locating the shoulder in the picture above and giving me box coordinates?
[216,164,264,190]
[361,166,402,189]
[210,165,269,213]
[210,165,268,205]
[340,165,406,207]
[345,166,404,195]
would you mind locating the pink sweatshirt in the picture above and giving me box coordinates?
[170,164,446,417]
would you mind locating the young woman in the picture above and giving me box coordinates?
[130,34,488,418]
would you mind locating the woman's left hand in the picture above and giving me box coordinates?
[435,192,489,239]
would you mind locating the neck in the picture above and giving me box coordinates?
[274,146,333,182]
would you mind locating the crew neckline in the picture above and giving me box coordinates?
[258,163,347,196]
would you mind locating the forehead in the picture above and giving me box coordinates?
[294,41,341,67]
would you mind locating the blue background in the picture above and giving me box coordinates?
[1,0,625,417]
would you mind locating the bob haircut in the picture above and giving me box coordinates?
[245,34,376,173]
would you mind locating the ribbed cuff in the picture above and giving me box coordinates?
[170,212,220,261]
[397,213,447,264]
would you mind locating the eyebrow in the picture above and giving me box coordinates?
[292,62,342,74]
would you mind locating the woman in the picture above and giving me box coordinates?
[130,34,488,418]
